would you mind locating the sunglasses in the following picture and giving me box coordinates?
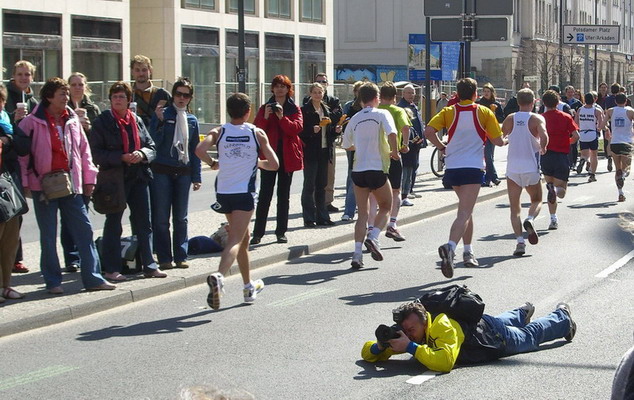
[175,91,192,99]
[316,80,328,84]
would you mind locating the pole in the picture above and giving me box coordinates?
[462,0,473,78]
[559,0,564,87]
[425,17,432,122]
[584,45,590,93]
[237,0,246,93]
[593,0,598,88]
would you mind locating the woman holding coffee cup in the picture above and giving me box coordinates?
[68,72,101,135]
[476,83,504,187]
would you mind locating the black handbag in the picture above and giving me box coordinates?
[0,171,28,223]
[92,167,126,215]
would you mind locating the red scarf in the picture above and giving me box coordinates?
[45,108,70,171]
[112,109,140,153]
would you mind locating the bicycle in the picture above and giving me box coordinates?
[430,145,446,177]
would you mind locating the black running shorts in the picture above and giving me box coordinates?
[352,170,388,190]
[540,150,570,181]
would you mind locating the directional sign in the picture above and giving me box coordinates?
[430,17,508,42]
[563,25,620,45]
[424,0,513,16]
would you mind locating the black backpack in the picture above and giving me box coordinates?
[417,284,485,324]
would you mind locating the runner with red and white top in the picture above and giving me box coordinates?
[540,90,580,230]
[424,78,505,278]
[501,88,549,256]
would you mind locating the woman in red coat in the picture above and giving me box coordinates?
[250,75,303,244]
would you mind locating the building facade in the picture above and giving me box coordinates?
[1,0,334,124]
[334,0,634,94]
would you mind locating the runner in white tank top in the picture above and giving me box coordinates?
[501,89,548,256]
[195,93,279,310]
[574,93,604,182]
[601,94,634,201]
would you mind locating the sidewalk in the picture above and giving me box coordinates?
[0,158,509,337]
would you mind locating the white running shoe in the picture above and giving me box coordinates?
[401,198,414,206]
[207,272,225,310]
[351,252,364,269]
[244,279,265,303]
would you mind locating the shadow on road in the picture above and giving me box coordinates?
[339,277,472,306]
[353,359,425,380]
[568,201,618,209]
[266,264,378,287]
[75,310,213,341]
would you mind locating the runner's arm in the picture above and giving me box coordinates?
[195,128,219,169]
[255,129,280,171]
[501,114,514,136]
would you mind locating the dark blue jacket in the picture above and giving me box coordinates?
[149,106,201,183]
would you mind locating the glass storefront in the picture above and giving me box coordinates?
[71,17,123,83]
[265,34,294,84]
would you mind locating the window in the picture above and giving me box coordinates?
[225,31,259,108]
[182,27,220,123]
[299,37,325,85]
[265,34,294,82]
[301,0,323,23]
[227,0,256,15]
[3,11,62,81]
[71,17,123,82]
[267,0,291,19]
[183,0,216,10]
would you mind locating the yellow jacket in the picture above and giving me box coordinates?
[361,312,465,373]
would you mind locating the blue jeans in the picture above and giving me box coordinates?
[60,195,90,267]
[101,177,156,273]
[343,150,356,218]
[484,139,498,183]
[483,307,571,355]
[402,165,415,198]
[150,172,191,264]
[31,192,106,289]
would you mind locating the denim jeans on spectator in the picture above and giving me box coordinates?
[60,195,90,267]
[402,165,415,198]
[484,139,498,183]
[483,307,571,355]
[31,192,106,289]
[253,160,294,238]
[343,150,356,218]
[301,149,330,224]
[101,177,156,274]
[150,172,191,264]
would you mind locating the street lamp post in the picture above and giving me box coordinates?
[237,0,246,93]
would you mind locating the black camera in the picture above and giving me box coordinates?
[375,324,402,348]
[269,101,283,113]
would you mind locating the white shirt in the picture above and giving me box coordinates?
[577,106,599,142]
[215,122,260,194]
[610,106,634,144]
[342,107,396,173]
[506,112,541,175]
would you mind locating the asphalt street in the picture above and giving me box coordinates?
[2,159,633,399]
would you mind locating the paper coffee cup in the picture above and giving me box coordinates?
[129,102,137,113]
[16,102,27,111]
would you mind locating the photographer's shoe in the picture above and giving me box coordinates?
[520,302,535,325]
[363,238,383,261]
[351,252,364,269]
[556,302,576,341]
[438,244,455,278]
[243,279,264,303]
[207,272,225,310]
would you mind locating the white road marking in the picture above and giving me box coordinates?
[268,287,337,307]
[595,249,634,278]
[406,371,440,385]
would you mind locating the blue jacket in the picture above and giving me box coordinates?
[149,106,202,183]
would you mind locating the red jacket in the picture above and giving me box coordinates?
[254,99,304,172]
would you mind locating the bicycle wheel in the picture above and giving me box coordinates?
[430,147,446,177]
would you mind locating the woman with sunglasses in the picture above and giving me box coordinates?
[149,77,201,270]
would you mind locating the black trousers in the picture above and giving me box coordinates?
[253,159,294,238]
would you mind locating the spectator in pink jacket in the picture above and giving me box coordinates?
[15,77,114,294]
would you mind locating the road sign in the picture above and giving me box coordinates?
[424,0,513,16]
[430,17,508,42]
[563,25,620,45]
